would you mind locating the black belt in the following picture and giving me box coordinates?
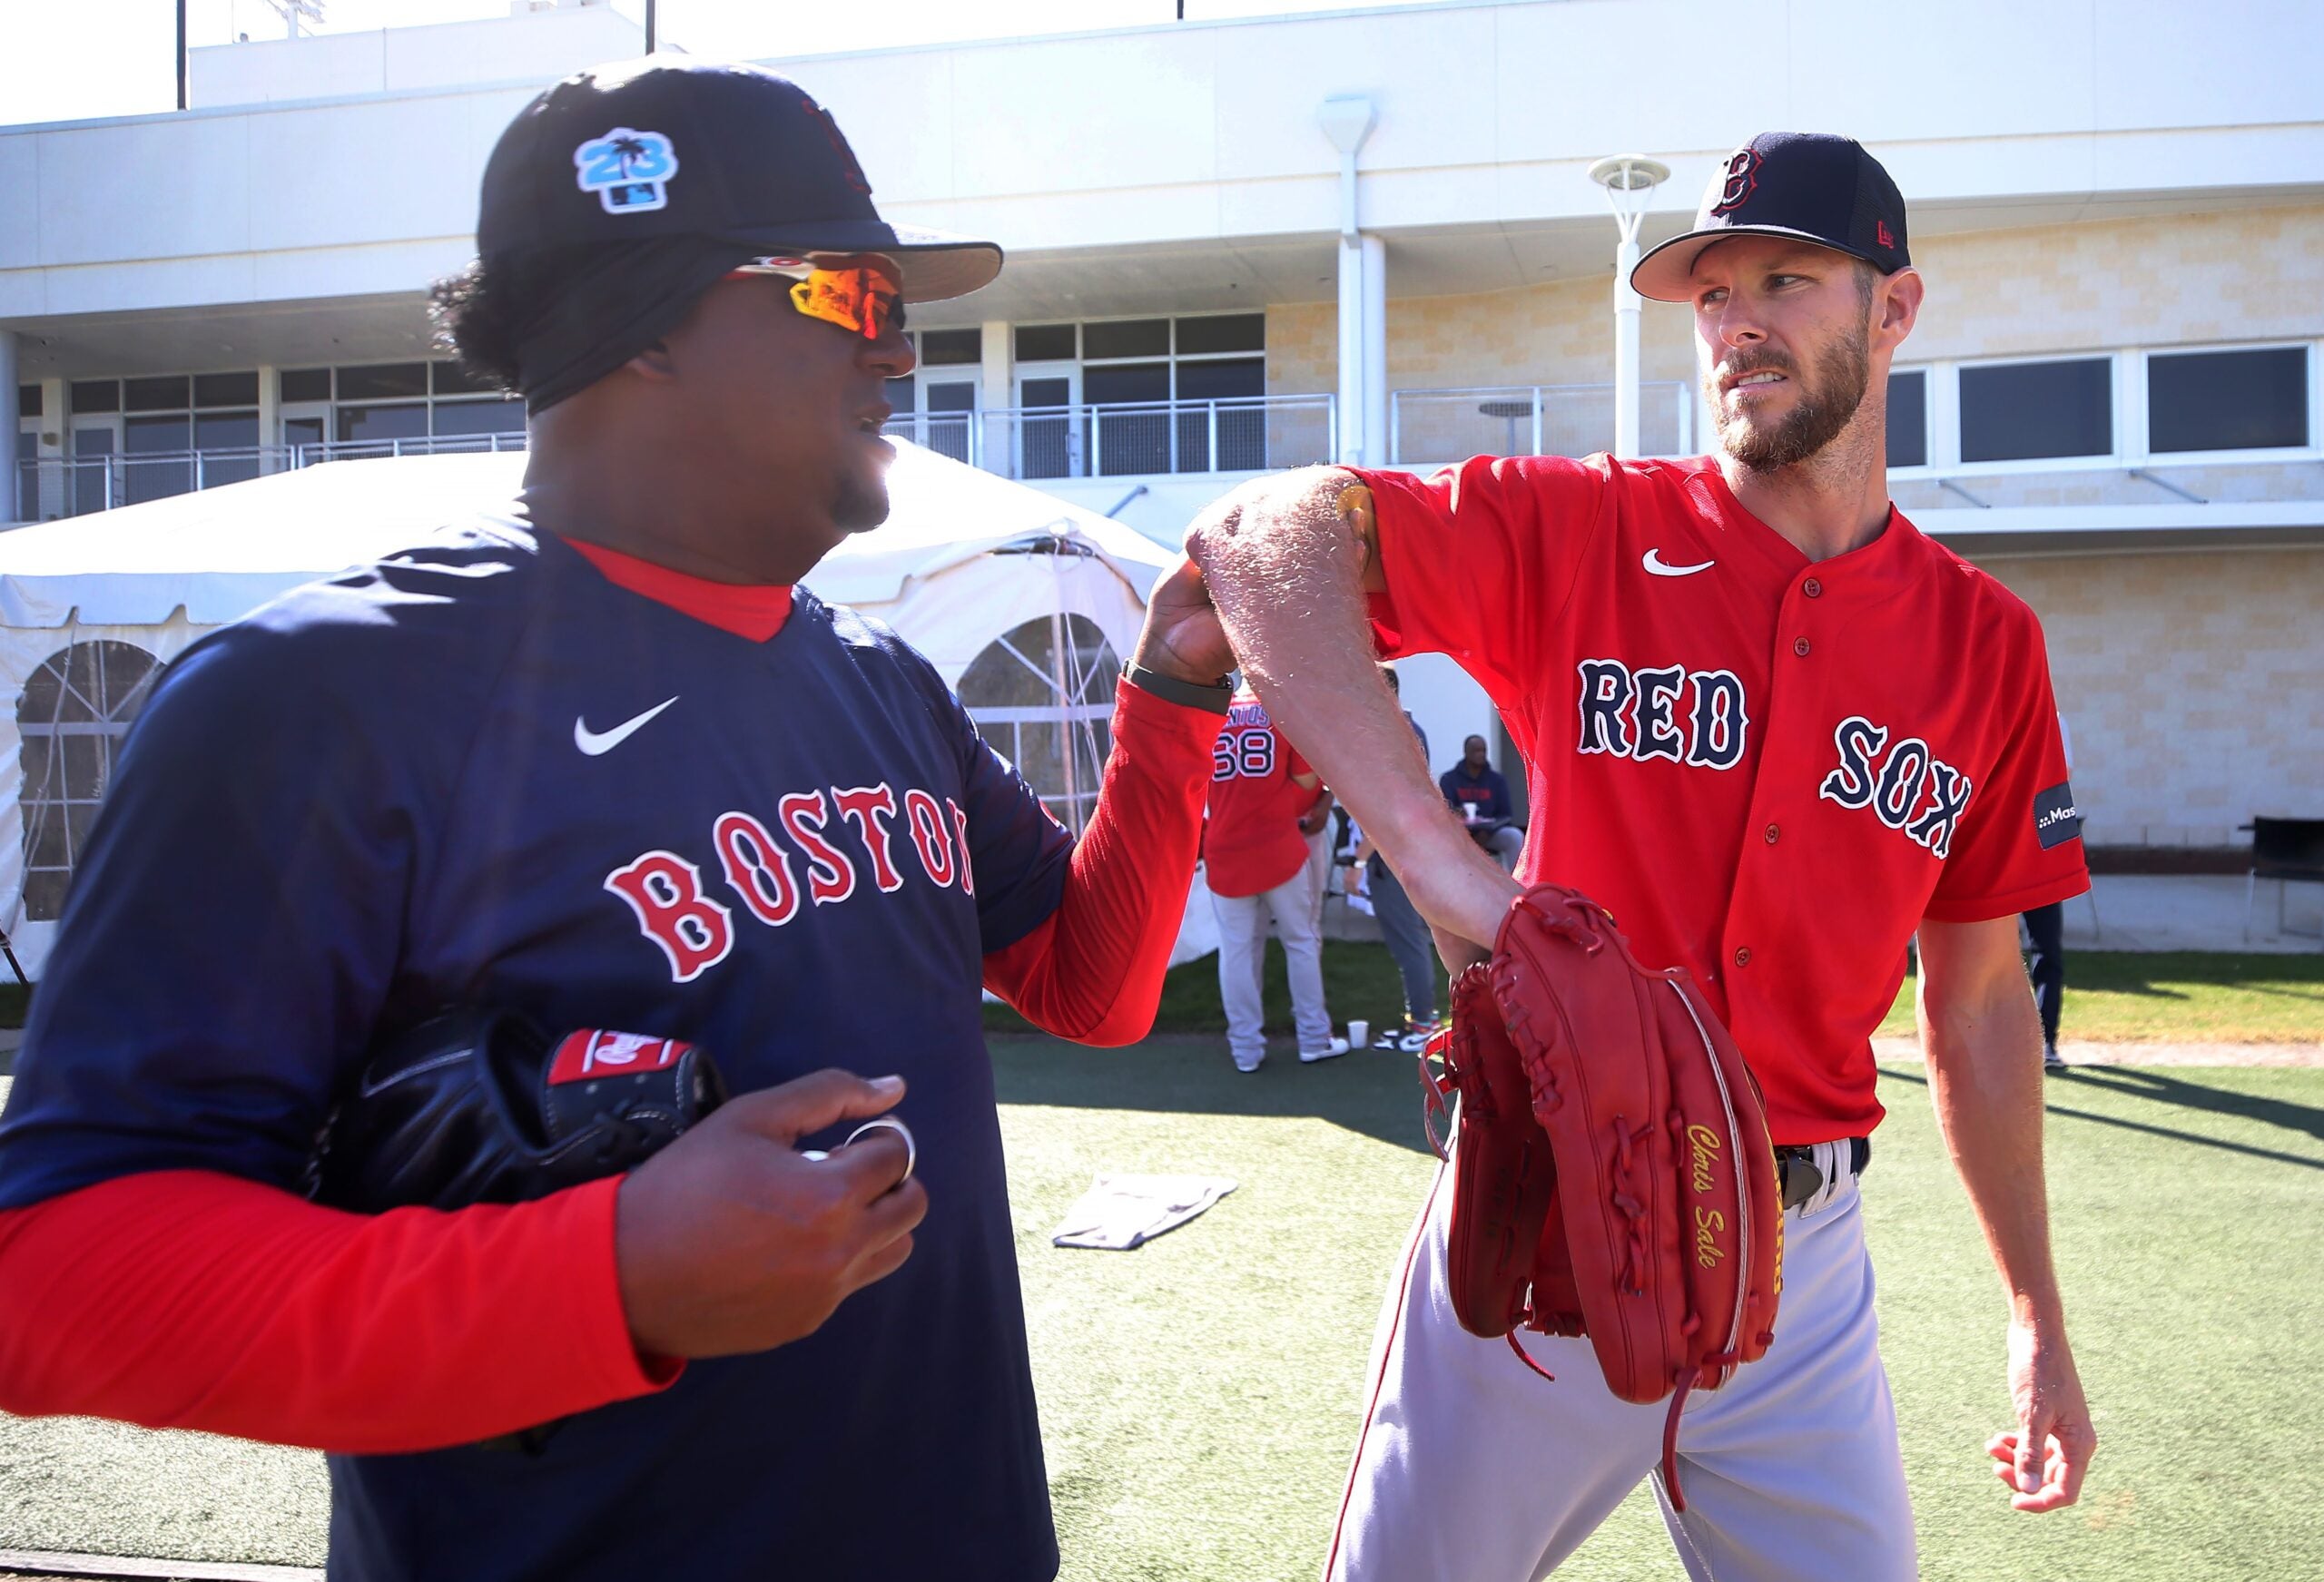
[1775,1136,1871,1211]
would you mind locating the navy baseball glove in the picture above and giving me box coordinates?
[309,1007,727,1214]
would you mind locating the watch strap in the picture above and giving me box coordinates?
[1124,663,1234,714]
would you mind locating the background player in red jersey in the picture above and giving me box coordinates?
[1188,133,2094,1580]
[1205,684,1346,1071]
[0,60,1234,1582]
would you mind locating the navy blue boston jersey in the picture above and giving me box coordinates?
[0,522,1071,1581]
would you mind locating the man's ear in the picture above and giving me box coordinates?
[624,339,678,383]
[1877,268,1924,352]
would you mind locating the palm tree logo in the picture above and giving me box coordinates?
[575,127,679,214]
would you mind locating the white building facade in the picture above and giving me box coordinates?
[4,0,2320,887]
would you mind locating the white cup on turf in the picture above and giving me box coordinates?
[1346,1018,1369,1049]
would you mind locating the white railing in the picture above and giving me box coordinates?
[10,433,530,519]
[893,394,1336,482]
[1390,381,1695,465]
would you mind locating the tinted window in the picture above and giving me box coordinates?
[16,384,37,418]
[1083,363,1170,405]
[70,380,120,415]
[1175,314,1265,355]
[336,403,428,444]
[431,359,496,396]
[336,363,428,401]
[194,411,259,448]
[921,329,981,367]
[886,374,916,414]
[1886,369,1926,468]
[2148,347,2309,454]
[280,368,332,403]
[1959,359,2111,463]
[123,376,192,413]
[1177,358,1264,401]
[431,398,526,437]
[924,382,977,413]
[1015,324,1076,362]
[192,371,260,408]
[123,414,190,454]
[1083,319,1169,360]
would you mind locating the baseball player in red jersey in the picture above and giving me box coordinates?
[1206,686,1348,1070]
[1188,133,2095,1579]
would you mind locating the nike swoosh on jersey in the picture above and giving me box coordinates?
[1641,548,1716,577]
[575,697,680,756]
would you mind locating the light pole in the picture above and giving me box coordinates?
[1587,154,1669,460]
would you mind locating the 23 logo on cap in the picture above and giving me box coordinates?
[574,126,679,214]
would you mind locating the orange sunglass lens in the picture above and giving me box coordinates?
[789,268,901,339]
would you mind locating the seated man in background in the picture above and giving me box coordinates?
[1440,732,1524,870]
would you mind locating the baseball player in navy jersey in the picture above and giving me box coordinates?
[0,61,1236,1582]
[1190,133,2096,1580]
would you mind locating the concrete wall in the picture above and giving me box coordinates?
[189,5,644,108]
[1976,547,2324,847]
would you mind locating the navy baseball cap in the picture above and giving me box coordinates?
[1630,133,1908,304]
[476,57,1000,303]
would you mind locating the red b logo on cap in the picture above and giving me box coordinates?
[1712,149,1760,216]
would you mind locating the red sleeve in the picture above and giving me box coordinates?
[1354,457,1610,710]
[981,678,1223,1046]
[0,1169,679,1454]
[1924,604,2090,922]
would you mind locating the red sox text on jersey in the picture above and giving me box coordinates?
[1573,661,1973,861]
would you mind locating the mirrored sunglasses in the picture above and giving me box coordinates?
[726,255,904,340]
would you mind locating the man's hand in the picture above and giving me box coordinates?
[1131,555,1236,687]
[1986,1315,2096,1511]
[614,1069,926,1359]
[1298,796,1334,836]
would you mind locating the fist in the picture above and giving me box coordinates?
[614,1069,927,1360]
[1132,555,1236,687]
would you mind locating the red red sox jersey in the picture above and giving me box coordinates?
[1204,689,1316,898]
[1360,455,2088,1145]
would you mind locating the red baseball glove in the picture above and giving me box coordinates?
[1422,883,1784,1509]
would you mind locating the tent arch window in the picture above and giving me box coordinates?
[957,614,1119,836]
[18,640,164,921]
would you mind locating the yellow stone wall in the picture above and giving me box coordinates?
[1970,548,2324,848]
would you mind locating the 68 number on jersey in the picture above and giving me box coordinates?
[1212,726,1277,782]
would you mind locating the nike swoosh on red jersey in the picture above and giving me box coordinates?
[575,697,679,756]
[1641,548,1716,577]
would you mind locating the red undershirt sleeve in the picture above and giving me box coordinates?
[981,678,1225,1046]
[0,1168,679,1455]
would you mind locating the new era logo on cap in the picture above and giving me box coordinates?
[1630,131,1911,303]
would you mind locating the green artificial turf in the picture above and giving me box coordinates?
[2,1054,2321,1579]
[983,939,2324,1047]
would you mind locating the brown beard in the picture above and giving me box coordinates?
[1706,319,1871,473]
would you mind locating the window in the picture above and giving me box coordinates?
[1015,324,1076,363]
[1077,314,1271,477]
[17,641,163,920]
[2148,346,2309,454]
[920,329,981,367]
[17,385,41,418]
[955,614,1119,835]
[310,363,523,455]
[1886,369,1926,468]
[1958,359,2111,464]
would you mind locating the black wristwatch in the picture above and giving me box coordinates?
[1124,663,1234,714]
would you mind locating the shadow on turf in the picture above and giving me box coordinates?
[990,1031,1442,1156]
[1876,1065,2324,1174]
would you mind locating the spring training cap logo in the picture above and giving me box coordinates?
[574,126,679,215]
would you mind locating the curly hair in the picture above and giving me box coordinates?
[427,254,529,394]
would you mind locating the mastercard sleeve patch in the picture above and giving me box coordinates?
[2034,781,2083,850]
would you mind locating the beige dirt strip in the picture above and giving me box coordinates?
[1872,1037,2324,1067]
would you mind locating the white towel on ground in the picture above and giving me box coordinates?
[1050,1174,1238,1251]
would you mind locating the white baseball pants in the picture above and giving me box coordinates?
[1211,862,1333,1066]
[1324,1144,1914,1582]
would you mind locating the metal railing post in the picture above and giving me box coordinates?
[1530,387,1544,457]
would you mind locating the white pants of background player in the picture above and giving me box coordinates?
[1325,1140,1913,1582]
[1210,860,1334,1069]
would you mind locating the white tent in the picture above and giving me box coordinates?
[0,443,1219,978]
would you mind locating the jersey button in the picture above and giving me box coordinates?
[1803,577,1823,598]
[1793,636,1812,657]
[1764,822,1780,844]
[1733,946,1753,968]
